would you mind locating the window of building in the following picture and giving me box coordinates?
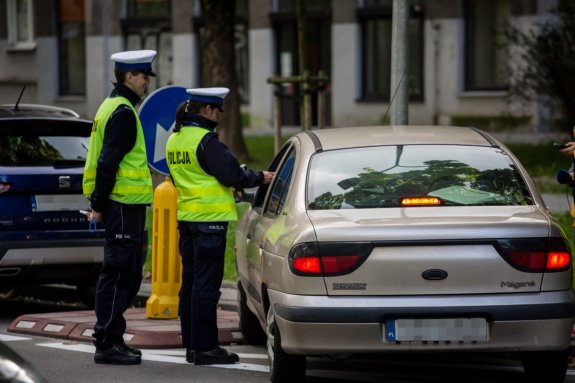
[127,0,170,17]
[463,0,510,91]
[122,0,171,92]
[275,0,330,12]
[358,0,424,102]
[58,0,86,96]
[6,0,35,50]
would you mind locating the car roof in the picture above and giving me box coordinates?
[0,104,93,136]
[300,126,496,151]
[0,104,80,119]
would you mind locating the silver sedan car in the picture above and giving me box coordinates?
[235,126,575,383]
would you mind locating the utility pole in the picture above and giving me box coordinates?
[390,0,409,125]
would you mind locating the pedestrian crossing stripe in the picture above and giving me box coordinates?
[37,342,270,372]
[5,334,575,378]
[0,334,31,342]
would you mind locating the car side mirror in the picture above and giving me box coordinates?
[234,189,244,203]
[234,189,255,203]
[242,190,255,203]
[234,164,254,203]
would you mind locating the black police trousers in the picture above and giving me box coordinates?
[93,201,147,350]
[178,221,227,352]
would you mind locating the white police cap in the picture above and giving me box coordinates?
[186,87,229,106]
[111,50,157,76]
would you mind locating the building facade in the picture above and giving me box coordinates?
[0,0,558,131]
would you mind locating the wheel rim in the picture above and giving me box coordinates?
[266,308,275,367]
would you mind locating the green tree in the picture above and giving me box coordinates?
[506,0,575,130]
[198,0,249,161]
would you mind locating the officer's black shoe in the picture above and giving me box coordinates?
[94,344,142,365]
[185,349,195,363]
[194,347,239,365]
[119,343,142,356]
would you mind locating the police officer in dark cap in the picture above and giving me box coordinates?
[83,50,156,365]
[166,87,274,365]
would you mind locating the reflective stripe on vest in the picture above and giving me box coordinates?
[166,127,237,222]
[83,96,153,204]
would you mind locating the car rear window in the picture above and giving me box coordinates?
[307,145,533,209]
[0,124,89,166]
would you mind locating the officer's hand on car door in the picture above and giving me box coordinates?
[262,171,274,184]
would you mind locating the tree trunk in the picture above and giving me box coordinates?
[199,0,249,162]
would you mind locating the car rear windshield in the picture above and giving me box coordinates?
[307,145,533,209]
[0,129,89,166]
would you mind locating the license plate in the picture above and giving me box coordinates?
[385,318,488,342]
[32,194,88,212]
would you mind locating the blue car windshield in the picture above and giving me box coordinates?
[307,145,533,209]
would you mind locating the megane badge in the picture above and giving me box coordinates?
[332,283,367,290]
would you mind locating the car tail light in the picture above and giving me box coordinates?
[495,238,572,272]
[0,182,11,194]
[288,242,373,276]
[292,257,322,274]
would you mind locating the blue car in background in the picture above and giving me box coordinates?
[0,103,105,307]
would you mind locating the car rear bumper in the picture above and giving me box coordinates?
[0,238,105,284]
[269,289,575,354]
[0,238,105,265]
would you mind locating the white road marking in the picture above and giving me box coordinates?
[237,353,268,360]
[38,342,93,353]
[7,335,573,379]
[0,334,31,342]
[36,341,270,372]
[210,363,269,373]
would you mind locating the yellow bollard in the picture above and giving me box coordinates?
[146,177,181,319]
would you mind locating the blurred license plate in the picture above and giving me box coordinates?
[385,318,488,342]
[32,194,87,212]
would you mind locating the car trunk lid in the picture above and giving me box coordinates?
[0,167,89,231]
[307,206,551,296]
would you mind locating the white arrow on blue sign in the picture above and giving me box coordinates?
[139,85,189,175]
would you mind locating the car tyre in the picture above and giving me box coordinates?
[76,284,96,309]
[237,282,266,344]
[267,309,306,383]
[521,349,568,383]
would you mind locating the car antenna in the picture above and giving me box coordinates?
[381,70,406,125]
[13,85,26,112]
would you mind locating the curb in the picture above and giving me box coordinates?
[7,307,244,349]
[6,282,242,349]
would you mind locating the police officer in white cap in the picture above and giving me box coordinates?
[166,88,274,365]
[83,50,156,365]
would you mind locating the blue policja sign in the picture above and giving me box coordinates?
[139,85,189,175]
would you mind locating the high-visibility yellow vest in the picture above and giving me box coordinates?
[83,96,153,204]
[166,127,237,222]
